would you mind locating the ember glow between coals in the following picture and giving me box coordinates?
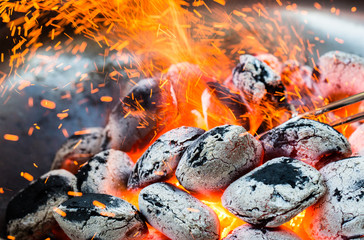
[0,0,360,239]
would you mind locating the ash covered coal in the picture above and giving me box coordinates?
[53,193,148,240]
[128,126,205,189]
[6,170,77,240]
[51,127,106,174]
[138,182,220,240]
[76,149,134,195]
[349,124,364,156]
[223,224,302,240]
[105,78,177,152]
[222,157,326,227]
[315,51,364,101]
[232,54,287,107]
[259,118,352,168]
[304,156,364,240]
[176,124,263,193]
[202,81,250,130]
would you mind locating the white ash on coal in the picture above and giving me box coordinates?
[315,51,364,101]
[304,156,364,240]
[76,149,134,195]
[138,182,220,240]
[232,54,286,106]
[201,81,250,130]
[104,78,177,152]
[53,193,148,240]
[51,127,106,174]
[222,157,326,227]
[6,170,77,240]
[349,124,364,156]
[128,126,205,189]
[259,118,352,168]
[176,124,263,193]
[223,224,302,240]
[256,53,282,74]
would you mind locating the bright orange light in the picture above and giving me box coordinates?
[53,207,67,217]
[93,200,106,209]
[20,172,34,181]
[68,191,83,197]
[100,96,113,102]
[4,134,19,141]
[40,99,56,109]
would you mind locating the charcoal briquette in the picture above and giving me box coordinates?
[51,127,106,174]
[138,182,220,240]
[6,170,77,240]
[176,124,263,193]
[76,149,134,195]
[259,118,352,168]
[316,51,364,100]
[105,78,177,152]
[223,224,302,240]
[349,124,364,156]
[222,157,326,227]
[128,126,205,189]
[304,156,364,240]
[232,54,286,106]
[53,193,148,240]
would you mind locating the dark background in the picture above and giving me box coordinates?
[0,0,363,237]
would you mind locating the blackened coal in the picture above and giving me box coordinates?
[304,156,364,240]
[222,157,326,227]
[53,193,148,240]
[76,149,134,196]
[105,78,177,152]
[223,224,302,240]
[248,158,309,189]
[176,125,263,193]
[138,182,220,240]
[232,54,286,106]
[128,126,205,189]
[6,170,77,240]
[202,81,250,130]
[259,118,352,168]
[51,127,106,174]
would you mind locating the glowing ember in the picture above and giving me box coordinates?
[1,0,363,239]
[3,134,19,141]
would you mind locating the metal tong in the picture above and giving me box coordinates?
[291,92,364,127]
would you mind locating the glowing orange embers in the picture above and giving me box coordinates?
[1,0,360,239]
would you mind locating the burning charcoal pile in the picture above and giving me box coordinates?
[5,52,364,240]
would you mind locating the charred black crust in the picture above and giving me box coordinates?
[184,125,232,168]
[122,79,161,112]
[59,193,126,222]
[248,158,309,189]
[6,175,73,221]
[233,62,287,105]
[75,154,107,191]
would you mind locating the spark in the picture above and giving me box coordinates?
[100,96,113,102]
[4,134,19,141]
[93,200,106,209]
[68,191,83,196]
[20,172,34,181]
[40,99,56,109]
[53,207,67,217]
